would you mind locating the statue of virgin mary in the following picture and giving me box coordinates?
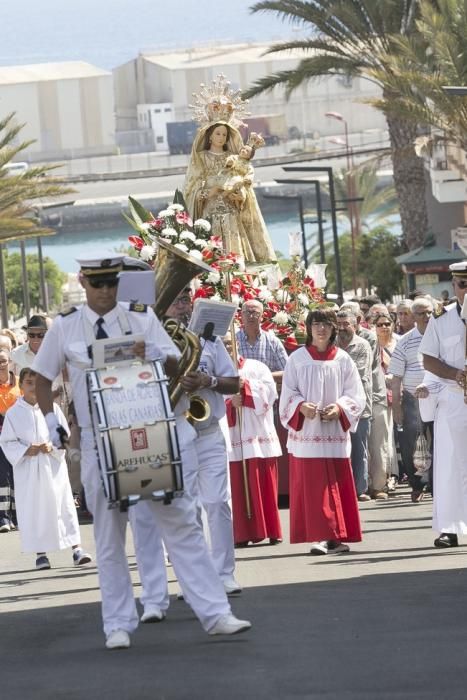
[184,75,276,264]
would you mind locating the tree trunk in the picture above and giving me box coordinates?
[386,111,428,250]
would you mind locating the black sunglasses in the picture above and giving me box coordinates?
[455,279,467,289]
[376,322,391,328]
[27,331,46,339]
[87,278,119,289]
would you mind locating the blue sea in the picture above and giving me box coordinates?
[2,0,288,70]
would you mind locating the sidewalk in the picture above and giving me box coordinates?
[1,486,467,699]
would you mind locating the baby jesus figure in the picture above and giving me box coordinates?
[222,132,265,210]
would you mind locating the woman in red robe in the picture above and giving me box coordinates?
[279,308,365,555]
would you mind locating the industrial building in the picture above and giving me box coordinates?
[113,43,387,153]
[0,61,116,161]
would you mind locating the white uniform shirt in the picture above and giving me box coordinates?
[32,304,178,429]
[419,303,465,386]
[195,336,237,427]
[11,343,36,375]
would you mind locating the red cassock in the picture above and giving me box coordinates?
[279,345,365,544]
[229,457,282,544]
[226,358,283,544]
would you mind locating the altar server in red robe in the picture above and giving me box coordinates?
[279,308,365,555]
[225,345,283,547]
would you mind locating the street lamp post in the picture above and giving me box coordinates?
[282,166,343,300]
[325,112,359,292]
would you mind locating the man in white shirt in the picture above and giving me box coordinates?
[32,254,251,648]
[11,314,51,375]
[390,297,434,502]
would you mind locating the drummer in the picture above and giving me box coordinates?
[32,253,251,649]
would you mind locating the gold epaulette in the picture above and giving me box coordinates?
[59,306,77,317]
[129,303,147,313]
[433,305,446,319]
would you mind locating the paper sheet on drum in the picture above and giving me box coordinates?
[188,299,238,338]
[92,335,144,368]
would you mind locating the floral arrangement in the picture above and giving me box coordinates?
[124,192,329,350]
[260,259,329,347]
[125,191,212,264]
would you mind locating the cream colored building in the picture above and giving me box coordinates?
[113,43,386,140]
[0,61,116,161]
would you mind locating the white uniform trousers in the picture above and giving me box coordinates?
[81,428,231,636]
[433,389,467,534]
[129,503,169,613]
[188,425,236,581]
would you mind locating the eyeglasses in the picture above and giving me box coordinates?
[173,296,192,306]
[0,360,9,366]
[27,332,46,339]
[376,322,391,328]
[455,279,467,289]
[87,278,119,289]
[243,309,262,317]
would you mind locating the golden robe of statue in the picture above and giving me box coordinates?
[184,120,276,264]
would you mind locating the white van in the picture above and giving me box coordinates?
[2,162,29,176]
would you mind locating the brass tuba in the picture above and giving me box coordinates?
[153,238,212,423]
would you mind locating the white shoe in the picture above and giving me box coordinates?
[105,629,130,650]
[141,606,166,623]
[310,541,328,555]
[222,577,242,595]
[208,614,251,636]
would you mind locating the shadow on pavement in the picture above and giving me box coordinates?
[2,568,467,699]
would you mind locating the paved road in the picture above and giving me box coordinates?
[1,487,467,699]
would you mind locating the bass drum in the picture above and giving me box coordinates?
[87,360,183,511]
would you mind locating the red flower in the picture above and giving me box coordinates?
[284,335,298,351]
[303,275,316,289]
[175,212,193,227]
[149,217,164,231]
[128,235,144,250]
[230,278,245,295]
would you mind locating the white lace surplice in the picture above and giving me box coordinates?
[279,347,365,459]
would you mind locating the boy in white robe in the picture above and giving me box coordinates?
[0,368,92,570]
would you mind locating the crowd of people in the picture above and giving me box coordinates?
[1,256,465,650]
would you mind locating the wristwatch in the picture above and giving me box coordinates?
[209,375,219,389]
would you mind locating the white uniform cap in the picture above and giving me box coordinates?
[76,254,126,278]
[449,261,467,276]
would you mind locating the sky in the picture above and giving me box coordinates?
[2,1,291,69]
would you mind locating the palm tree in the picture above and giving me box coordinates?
[371,0,467,155]
[244,0,438,250]
[0,112,73,242]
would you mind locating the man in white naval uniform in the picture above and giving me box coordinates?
[137,287,242,597]
[32,255,251,649]
[419,261,467,548]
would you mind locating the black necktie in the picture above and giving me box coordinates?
[95,317,108,339]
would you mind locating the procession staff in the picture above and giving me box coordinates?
[419,261,467,548]
[32,254,251,649]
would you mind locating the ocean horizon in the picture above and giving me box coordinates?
[3,1,290,70]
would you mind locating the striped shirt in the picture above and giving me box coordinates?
[236,329,288,372]
[388,327,424,396]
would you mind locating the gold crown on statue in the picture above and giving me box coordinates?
[190,74,250,128]
[246,132,265,149]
